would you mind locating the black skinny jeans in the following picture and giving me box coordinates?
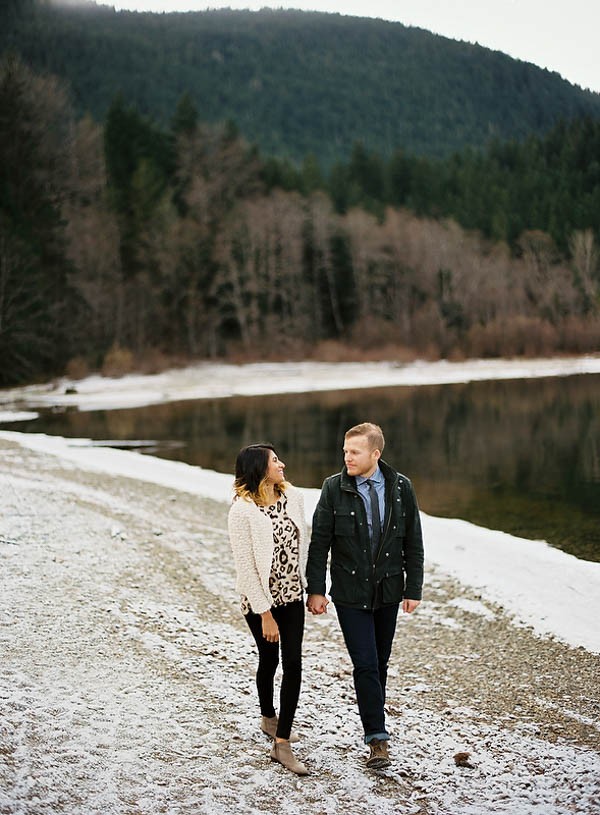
[244,600,304,740]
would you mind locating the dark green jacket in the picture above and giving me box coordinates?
[306,459,424,610]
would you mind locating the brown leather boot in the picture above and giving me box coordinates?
[260,715,299,743]
[270,741,309,775]
[366,738,391,769]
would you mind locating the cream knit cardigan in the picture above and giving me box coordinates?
[227,485,309,615]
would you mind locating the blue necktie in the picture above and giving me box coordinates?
[366,478,381,555]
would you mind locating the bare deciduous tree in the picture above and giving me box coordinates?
[570,229,599,314]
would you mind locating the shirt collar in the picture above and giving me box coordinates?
[356,465,383,486]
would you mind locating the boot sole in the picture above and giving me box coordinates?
[366,757,391,770]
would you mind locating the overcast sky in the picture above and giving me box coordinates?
[102,0,600,93]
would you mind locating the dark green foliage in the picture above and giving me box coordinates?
[3,0,36,19]
[104,93,175,276]
[265,118,600,251]
[104,94,174,214]
[171,92,198,137]
[299,155,324,196]
[0,54,79,385]
[328,230,356,331]
[424,118,600,250]
[3,2,600,165]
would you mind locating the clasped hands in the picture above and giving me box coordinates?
[307,594,420,615]
[306,594,329,615]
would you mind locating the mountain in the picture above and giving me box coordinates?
[3,1,600,164]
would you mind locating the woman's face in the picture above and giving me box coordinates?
[265,450,286,485]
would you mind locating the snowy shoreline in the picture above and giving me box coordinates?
[1,354,600,415]
[2,430,599,815]
[2,428,599,655]
[1,354,599,653]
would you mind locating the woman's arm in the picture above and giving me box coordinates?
[228,501,274,614]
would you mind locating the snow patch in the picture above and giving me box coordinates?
[0,411,39,422]
[2,355,600,413]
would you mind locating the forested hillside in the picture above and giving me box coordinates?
[266,118,600,252]
[3,0,600,163]
[1,57,599,386]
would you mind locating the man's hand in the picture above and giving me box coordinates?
[261,610,279,642]
[402,598,420,614]
[307,594,329,615]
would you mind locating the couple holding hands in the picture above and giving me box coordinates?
[227,422,424,775]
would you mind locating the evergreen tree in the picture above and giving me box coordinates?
[171,92,198,137]
[104,94,174,277]
[299,154,324,195]
[0,55,78,384]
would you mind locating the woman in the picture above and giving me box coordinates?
[228,443,309,776]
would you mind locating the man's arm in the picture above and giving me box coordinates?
[402,477,424,603]
[306,478,335,613]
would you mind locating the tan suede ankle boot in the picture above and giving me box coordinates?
[270,740,309,775]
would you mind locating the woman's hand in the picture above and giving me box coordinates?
[261,610,279,642]
[307,594,329,615]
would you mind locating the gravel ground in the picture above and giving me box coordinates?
[1,436,599,815]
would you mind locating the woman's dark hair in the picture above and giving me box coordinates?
[234,443,278,501]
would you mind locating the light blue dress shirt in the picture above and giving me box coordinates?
[355,466,385,540]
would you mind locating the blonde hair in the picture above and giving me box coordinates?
[344,422,385,453]
[234,477,288,506]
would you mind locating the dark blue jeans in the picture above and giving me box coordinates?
[335,603,400,743]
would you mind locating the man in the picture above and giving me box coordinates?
[306,422,424,770]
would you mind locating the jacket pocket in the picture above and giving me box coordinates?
[380,568,405,604]
[389,515,406,537]
[330,561,359,603]
[334,511,355,536]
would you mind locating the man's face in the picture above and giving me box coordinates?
[343,434,380,478]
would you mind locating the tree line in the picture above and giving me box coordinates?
[1,56,599,386]
[265,118,600,253]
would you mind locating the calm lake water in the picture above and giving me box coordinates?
[5,373,600,562]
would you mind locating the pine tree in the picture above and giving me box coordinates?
[0,55,77,384]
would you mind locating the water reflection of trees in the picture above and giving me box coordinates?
[29,374,600,560]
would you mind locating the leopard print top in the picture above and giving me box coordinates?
[241,493,303,615]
